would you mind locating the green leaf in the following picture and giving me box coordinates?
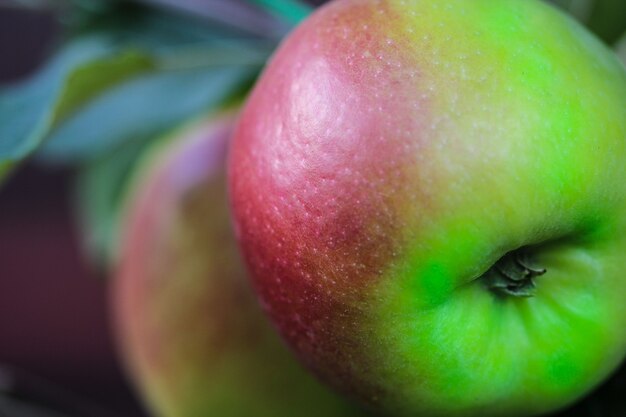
[128,0,291,38]
[246,0,312,25]
[52,50,156,126]
[0,36,155,168]
[39,64,257,162]
[547,0,595,22]
[76,4,262,47]
[75,137,151,266]
[586,0,626,45]
[547,0,626,45]
[0,161,14,184]
[0,3,270,172]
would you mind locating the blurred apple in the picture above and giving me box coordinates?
[112,113,366,417]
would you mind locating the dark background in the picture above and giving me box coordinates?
[0,6,144,417]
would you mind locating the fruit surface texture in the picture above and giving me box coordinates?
[112,115,363,417]
[229,0,626,416]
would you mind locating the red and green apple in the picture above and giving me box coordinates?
[229,0,626,416]
[112,113,366,417]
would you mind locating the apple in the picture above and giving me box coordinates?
[228,0,626,416]
[112,113,367,417]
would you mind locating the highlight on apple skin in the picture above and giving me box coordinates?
[111,113,367,417]
[228,0,626,416]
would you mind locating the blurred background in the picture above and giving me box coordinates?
[0,2,319,416]
[0,1,624,416]
[0,4,148,416]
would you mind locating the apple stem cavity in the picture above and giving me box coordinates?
[481,249,546,298]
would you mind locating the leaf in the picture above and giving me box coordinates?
[75,137,151,266]
[39,64,257,162]
[586,0,626,45]
[0,162,13,183]
[547,0,626,45]
[0,35,155,168]
[0,3,270,172]
[547,0,595,22]
[76,4,263,47]
[133,0,291,38]
[246,0,313,25]
[52,51,156,125]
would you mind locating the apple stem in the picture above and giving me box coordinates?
[480,249,546,298]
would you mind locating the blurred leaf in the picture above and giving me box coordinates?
[0,35,154,173]
[75,138,150,266]
[133,0,291,38]
[547,0,595,22]
[0,162,13,182]
[70,4,264,46]
[37,65,249,258]
[246,0,312,25]
[547,0,626,45]
[586,0,626,45]
[39,64,256,162]
[0,0,272,264]
[0,3,270,173]
[52,51,155,123]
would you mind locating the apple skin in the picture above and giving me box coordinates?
[112,113,366,417]
[228,0,626,416]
